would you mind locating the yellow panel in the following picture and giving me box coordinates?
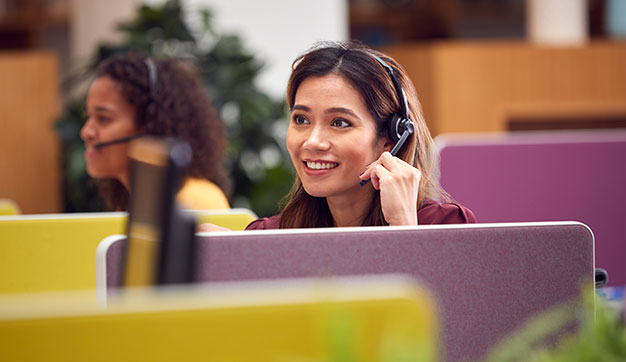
[0,277,438,362]
[0,209,257,294]
[192,209,257,230]
[0,214,126,294]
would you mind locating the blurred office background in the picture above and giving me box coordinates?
[1,0,625,217]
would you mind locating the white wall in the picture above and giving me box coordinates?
[70,0,137,63]
[173,0,348,98]
[72,0,348,98]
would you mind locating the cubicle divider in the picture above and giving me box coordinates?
[0,209,256,294]
[435,129,626,285]
[0,275,438,362]
[97,221,594,362]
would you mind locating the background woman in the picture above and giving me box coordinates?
[81,53,230,211]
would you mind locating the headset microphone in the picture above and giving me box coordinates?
[94,134,143,150]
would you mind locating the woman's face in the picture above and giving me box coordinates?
[80,77,138,187]
[287,74,388,200]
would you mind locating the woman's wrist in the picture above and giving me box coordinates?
[387,211,418,226]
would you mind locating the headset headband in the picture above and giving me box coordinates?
[144,58,158,97]
[367,53,409,121]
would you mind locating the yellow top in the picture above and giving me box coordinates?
[0,199,20,216]
[176,178,230,210]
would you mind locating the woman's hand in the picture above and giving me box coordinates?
[359,151,420,226]
[197,223,232,232]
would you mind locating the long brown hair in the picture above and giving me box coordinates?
[92,53,230,210]
[279,41,448,228]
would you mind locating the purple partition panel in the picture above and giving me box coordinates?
[105,222,593,362]
[437,130,626,285]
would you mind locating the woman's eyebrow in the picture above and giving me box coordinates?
[292,104,311,112]
[325,107,360,120]
[94,105,114,113]
[292,105,361,120]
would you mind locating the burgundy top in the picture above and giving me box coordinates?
[246,200,477,230]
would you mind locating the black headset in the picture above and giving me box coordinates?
[359,53,416,186]
[144,58,158,97]
[367,53,415,154]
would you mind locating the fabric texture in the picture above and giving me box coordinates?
[177,178,230,210]
[246,200,476,230]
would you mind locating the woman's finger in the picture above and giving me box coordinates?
[368,163,392,190]
[359,158,380,180]
[378,151,412,174]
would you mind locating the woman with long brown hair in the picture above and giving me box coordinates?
[244,41,475,229]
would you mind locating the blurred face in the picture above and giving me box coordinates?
[80,77,138,188]
[287,74,388,201]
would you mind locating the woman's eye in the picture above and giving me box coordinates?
[331,118,351,128]
[292,114,309,125]
[95,115,112,124]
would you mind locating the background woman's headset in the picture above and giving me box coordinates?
[360,53,416,186]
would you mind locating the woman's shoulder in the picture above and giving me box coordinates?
[245,214,282,230]
[177,178,230,210]
[418,200,477,224]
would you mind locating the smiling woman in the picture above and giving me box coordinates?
[244,41,476,229]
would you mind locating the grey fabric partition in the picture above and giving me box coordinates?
[103,222,594,362]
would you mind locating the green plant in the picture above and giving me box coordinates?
[55,0,293,217]
[483,289,626,362]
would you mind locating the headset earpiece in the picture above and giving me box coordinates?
[389,115,415,142]
[389,115,402,142]
[389,115,415,143]
[386,116,415,161]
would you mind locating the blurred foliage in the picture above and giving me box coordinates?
[55,0,293,217]
[324,301,437,362]
[483,288,626,362]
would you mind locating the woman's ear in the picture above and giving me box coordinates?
[383,138,394,152]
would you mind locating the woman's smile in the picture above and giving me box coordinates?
[303,159,340,175]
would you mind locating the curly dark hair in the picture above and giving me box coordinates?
[93,53,230,210]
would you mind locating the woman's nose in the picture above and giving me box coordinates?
[303,126,331,152]
[80,119,95,142]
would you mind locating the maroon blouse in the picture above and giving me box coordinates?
[245,200,477,230]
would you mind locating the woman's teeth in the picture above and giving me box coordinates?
[306,161,338,170]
